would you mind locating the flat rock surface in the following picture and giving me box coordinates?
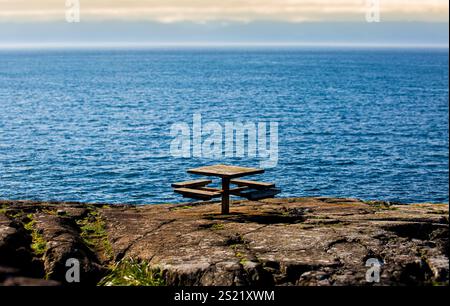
[0,197,448,286]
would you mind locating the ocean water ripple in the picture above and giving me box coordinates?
[0,48,448,204]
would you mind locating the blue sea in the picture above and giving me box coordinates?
[0,48,448,204]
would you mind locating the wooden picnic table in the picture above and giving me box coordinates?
[187,164,265,214]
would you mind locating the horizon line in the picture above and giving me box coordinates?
[0,42,448,50]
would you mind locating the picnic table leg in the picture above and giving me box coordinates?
[221,178,230,214]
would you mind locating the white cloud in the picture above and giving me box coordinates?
[0,0,448,22]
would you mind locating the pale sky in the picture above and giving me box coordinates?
[0,0,448,23]
[0,1,448,47]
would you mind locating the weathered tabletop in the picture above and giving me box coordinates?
[187,164,264,179]
[187,164,265,214]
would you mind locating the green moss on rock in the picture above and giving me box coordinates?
[77,209,113,261]
[23,214,47,256]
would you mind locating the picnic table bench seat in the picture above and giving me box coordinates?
[174,187,222,200]
[230,179,275,189]
[171,179,212,188]
[172,178,280,201]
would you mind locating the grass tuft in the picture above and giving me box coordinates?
[98,258,165,286]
